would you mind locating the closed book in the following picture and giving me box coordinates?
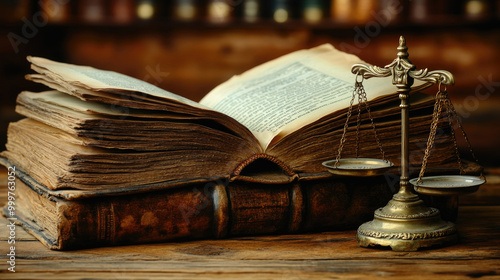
[3,157,396,250]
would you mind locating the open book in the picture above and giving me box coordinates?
[2,44,456,190]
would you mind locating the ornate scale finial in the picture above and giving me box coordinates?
[399,35,405,46]
[397,36,409,59]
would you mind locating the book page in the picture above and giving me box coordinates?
[25,59,262,149]
[27,56,204,109]
[19,90,183,119]
[201,44,424,150]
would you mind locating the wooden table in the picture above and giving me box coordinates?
[0,168,499,279]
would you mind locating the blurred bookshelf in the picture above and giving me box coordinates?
[2,0,499,28]
[1,0,500,167]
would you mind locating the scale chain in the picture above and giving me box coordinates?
[417,90,444,184]
[444,93,483,178]
[334,76,388,167]
[417,84,485,184]
[443,92,465,175]
[358,82,386,161]
[355,87,362,159]
[334,81,359,167]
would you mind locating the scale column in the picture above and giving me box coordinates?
[396,84,418,200]
[393,36,418,201]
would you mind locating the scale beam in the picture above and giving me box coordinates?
[352,36,454,86]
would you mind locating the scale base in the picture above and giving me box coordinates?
[357,195,458,251]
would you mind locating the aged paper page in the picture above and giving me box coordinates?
[27,56,205,109]
[18,91,188,119]
[201,44,423,150]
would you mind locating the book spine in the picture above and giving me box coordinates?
[57,182,217,249]
[172,0,200,21]
[55,176,393,250]
[302,0,325,23]
[206,0,233,23]
[271,0,292,23]
[241,0,260,22]
[330,0,354,23]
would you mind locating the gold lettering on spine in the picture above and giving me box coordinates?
[97,202,115,243]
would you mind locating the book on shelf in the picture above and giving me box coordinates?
[302,0,326,23]
[241,0,261,22]
[172,0,200,21]
[1,44,471,250]
[207,0,233,22]
[271,0,293,23]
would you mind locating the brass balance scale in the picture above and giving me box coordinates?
[322,36,485,251]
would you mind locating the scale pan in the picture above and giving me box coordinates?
[410,175,485,196]
[322,158,394,177]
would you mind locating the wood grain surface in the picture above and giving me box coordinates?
[0,167,499,279]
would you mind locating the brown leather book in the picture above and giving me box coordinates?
[3,158,395,250]
[2,157,474,250]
